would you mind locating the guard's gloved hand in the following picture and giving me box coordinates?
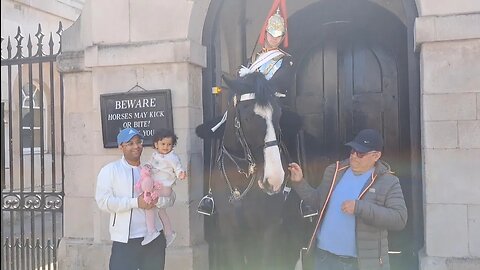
[238,66,252,77]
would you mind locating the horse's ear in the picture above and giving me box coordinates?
[280,109,302,140]
[195,115,226,140]
[221,75,239,94]
[222,73,258,94]
[221,73,274,106]
[251,73,272,106]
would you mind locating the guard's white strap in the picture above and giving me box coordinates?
[240,93,255,101]
[239,92,285,101]
[211,111,228,132]
[249,50,284,72]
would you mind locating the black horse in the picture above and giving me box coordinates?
[196,72,305,270]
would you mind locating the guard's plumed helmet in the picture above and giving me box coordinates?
[266,8,286,38]
[259,0,289,48]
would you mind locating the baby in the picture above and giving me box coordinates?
[137,128,186,246]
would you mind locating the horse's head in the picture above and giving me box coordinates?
[221,73,285,195]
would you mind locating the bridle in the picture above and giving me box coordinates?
[218,93,280,202]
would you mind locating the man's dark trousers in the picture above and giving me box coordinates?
[109,231,166,270]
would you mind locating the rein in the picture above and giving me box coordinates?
[219,148,257,202]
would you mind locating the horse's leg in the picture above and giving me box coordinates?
[215,235,246,270]
[216,199,248,270]
[236,192,280,270]
[249,192,303,270]
[254,220,284,270]
[275,190,308,270]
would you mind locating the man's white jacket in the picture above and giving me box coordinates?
[95,157,175,243]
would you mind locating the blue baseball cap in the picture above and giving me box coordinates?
[117,128,143,145]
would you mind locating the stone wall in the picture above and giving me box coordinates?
[56,0,209,269]
[415,0,480,269]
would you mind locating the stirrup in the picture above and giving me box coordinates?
[300,200,318,219]
[197,193,215,216]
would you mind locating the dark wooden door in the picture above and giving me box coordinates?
[294,27,413,269]
[296,33,402,162]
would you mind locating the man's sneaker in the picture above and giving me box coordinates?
[141,231,160,246]
[166,231,177,247]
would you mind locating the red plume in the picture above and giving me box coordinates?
[258,0,289,48]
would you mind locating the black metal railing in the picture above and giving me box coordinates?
[1,22,64,270]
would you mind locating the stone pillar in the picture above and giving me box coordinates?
[56,1,208,269]
[415,1,480,269]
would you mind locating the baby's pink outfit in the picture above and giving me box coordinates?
[138,151,185,246]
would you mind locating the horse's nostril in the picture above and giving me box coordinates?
[260,179,282,195]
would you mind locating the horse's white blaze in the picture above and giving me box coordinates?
[254,104,285,193]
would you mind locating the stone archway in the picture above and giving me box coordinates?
[201,1,421,269]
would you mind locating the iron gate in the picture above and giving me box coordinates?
[1,23,64,270]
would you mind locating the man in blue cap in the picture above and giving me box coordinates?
[96,128,175,270]
[288,129,407,270]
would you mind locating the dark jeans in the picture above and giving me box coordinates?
[109,231,166,270]
[314,248,359,270]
